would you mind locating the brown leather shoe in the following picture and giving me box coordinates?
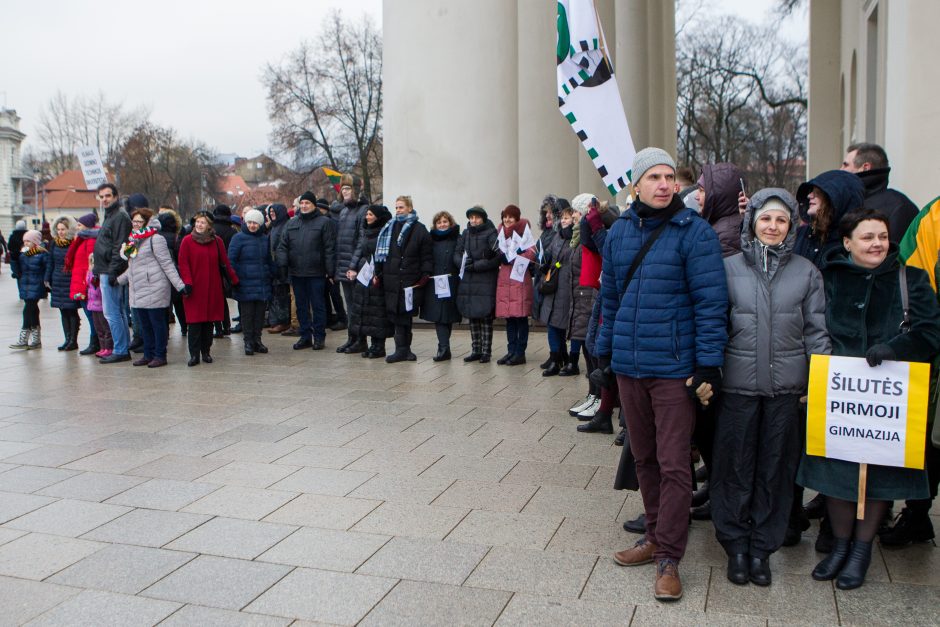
[268,324,289,334]
[654,559,683,601]
[613,538,657,566]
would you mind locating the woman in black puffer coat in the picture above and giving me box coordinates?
[454,206,499,362]
[348,205,394,358]
[158,210,187,335]
[47,216,81,350]
[421,211,461,361]
[265,204,292,333]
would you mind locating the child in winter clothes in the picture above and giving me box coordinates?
[81,254,113,357]
[10,230,50,350]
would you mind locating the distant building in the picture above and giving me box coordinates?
[232,154,294,186]
[0,109,30,233]
[40,170,109,224]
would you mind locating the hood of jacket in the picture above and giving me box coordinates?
[77,228,99,240]
[796,170,865,225]
[157,212,179,234]
[701,163,745,225]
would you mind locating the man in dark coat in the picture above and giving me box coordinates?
[92,183,133,363]
[276,191,336,350]
[334,175,369,352]
[841,142,919,243]
[211,204,237,335]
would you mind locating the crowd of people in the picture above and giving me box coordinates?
[5,144,938,603]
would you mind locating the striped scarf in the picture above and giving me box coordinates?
[375,210,418,263]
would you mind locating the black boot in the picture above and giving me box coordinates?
[542,352,562,376]
[538,354,553,369]
[835,540,873,590]
[815,515,834,553]
[726,554,749,585]
[187,353,200,367]
[386,329,414,363]
[254,341,269,354]
[811,537,851,580]
[335,334,354,353]
[691,483,710,508]
[366,340,386,359]
[344,337,368,354]
[623,513,646,534]
[577,410,613,434]
[464,352,483,362]
[244,342,254,356]
[558,361,580,376]
[433,346,452,362]
[65,316,80,351]
[57,317,70,351]
[879,503,936,546]
[497,353,513,365]
[80,335,101,356]
[748,556,771,586]
[804,493,826,519]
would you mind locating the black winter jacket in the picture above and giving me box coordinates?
[421,227,462,324]
[267,204,290,285]
[334,200,368,281]
[380,219,432,318]
[93,200,132,276]
[276,210,337,278]
[213,216,238,250]
[857,168,920,244]
[454,220,499,319]
[349,221,392,339]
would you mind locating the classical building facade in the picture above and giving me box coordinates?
[383,0,939,222]
[0,109,28,234]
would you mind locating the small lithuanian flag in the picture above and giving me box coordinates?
[322,167,343,193]
[899,195,940,291]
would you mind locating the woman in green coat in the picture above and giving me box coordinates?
[798,209,940,590]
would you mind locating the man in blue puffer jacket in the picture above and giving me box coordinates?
[597,147,728,602]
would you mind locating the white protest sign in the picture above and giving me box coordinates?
[510,256,530,283]
[806,354,929,469]
[357,259,374,286]
[433,275,451,299]
[458,251,468,280]
[76,145,109,190]
[404,286,414,311]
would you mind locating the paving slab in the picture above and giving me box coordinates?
[25,589,181,626]
[82,508,211,547]
[142,554,292,611]
[197,461,301,489]
[244,567,396,625]
[582,560,711,611]
[181,485,298,520]
[263,493,381,530]
[0,464,81,493]
[357,536,488,585]
[501,460,598,489]
[166,517,297,560]
[352,501,469,540]
[464,545,597,598]
[273,444,370,469]
[127,453,230,481]
[835,579,940,626]
[48,543,196,594]
[445,509,563,550]
[267,465,373,496]
[0,575,80,625]
[349,473,454,505]
[431,479,538,513]
[257,526,390,571]
[36,471,147,502]
[3,498,130,537]
[495,594,633,627]
[0,490,56,524]
[104,478,219,511]
[0,532,104,580]
[161,604,293,626]
[361,579,511,627]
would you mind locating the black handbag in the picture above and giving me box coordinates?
[538,262,560,295]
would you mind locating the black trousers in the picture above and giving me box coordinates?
[239,300,266,347]
[393,321,413,350]
[187,321,214,357]
[435,322,452,349]
[711,392,802,559]
[22,300,40,328]
[169,290,186,331]
[693,401,718,477]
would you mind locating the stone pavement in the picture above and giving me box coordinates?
[0,277,937,626]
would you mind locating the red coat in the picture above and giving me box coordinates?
[495,219,536,319]
[178,234,239,323]
[65,233,98,299]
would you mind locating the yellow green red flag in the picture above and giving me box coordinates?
[322,167,343,193]
[899,195,940,291]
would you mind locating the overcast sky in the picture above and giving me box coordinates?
[1,0,804,161]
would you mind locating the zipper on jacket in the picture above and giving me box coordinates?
[632,221,646,374]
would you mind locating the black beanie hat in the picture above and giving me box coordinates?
[466,205,488,220]
[368,204,392,226]
[315,198,331,211]
[213,204,232,217]
[299,191,317,204]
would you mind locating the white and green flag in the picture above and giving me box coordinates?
[557,0,636,196]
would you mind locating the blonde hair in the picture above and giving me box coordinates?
[395,195,413,211]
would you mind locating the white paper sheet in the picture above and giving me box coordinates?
[404,286,414,311]
[357,259,374,286]
[458,251,468,280]
[433,275,451,299]
[510,256,530,282]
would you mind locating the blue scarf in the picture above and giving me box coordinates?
[375,210,418,262]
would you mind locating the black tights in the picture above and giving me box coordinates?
[826,497,890,543]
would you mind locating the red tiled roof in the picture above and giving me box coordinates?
[41,170,113,211]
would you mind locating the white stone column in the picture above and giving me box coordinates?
[516,0,579,226]
[383,0,518,218]
[807,0,842,178]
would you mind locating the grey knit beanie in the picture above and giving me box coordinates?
[631,147,676,184]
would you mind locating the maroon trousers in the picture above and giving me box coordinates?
[617,375,695,562]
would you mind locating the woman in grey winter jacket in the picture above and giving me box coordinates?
[710,188,830,587]
[117,210,185,367]
[537,207,577,376]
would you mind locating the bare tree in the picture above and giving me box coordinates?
[676,16,807,190]
[262,11,382,199]
[34,91,148,175]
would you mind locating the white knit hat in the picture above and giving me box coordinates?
[244,209,265,225]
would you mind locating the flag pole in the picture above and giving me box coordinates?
[857,463,868,519]
[593,0,614,71]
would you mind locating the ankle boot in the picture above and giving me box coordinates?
[542,352,561,376]
[65,316,80,351]
[812,537,851,581]
[57,318,70,350]
[80,335,101,355]
[344,338,368,354]
[879,504,935,546]
[28,327,41,349]
[577,410,613,433]
[558,360,580,376]
[433,346,452,362]
[539,354,553,369]
[835,540,873,590]
[10,328,29,350]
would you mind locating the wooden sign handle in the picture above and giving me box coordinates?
[857,463,868,519]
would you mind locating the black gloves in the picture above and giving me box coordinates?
[181,284,193,296]
[589,355,615,390]
[108,275,119,287]
[865,344,896,367]
[686,366,722,403]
